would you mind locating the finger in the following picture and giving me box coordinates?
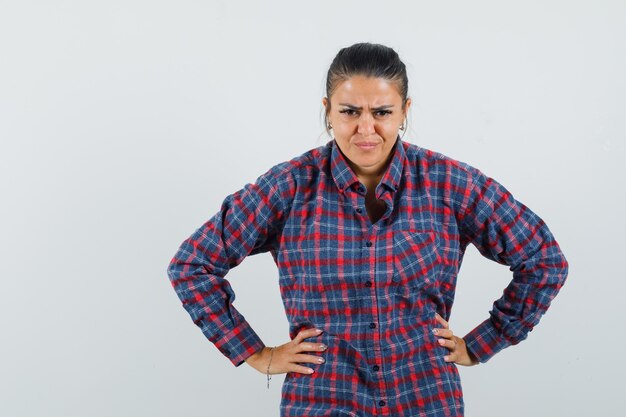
[293,327,323,344]
[443,352,457,362]
[295,342,327,353]
[290,363,316,375]
[437,337,457,351]
[434,313,449,329]
[432,328,454,339]
[294,353,326,365]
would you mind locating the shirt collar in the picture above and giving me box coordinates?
[330,135,405,194]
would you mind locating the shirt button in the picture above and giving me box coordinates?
[366,241,372,247]
[373,365,380,371]
[365,280,372,287]
[356,207,362,213]
[369,322,376,329]
[379,400,386,406]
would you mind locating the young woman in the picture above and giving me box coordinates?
[167,42,568,416]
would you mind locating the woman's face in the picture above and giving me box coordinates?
[323,75,410,179]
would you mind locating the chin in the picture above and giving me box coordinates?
[353,154,380,165]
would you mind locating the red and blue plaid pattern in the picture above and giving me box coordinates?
[167,136,568,416]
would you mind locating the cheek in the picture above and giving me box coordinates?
[376,117,398,129]
[333,125,358,142]
[379,121,399,137]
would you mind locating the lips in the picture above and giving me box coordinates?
[354,142,378,149]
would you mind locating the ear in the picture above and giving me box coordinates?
[322,96,329,109]
[404,97,412,114]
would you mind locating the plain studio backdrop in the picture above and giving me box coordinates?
[1,1,624,416]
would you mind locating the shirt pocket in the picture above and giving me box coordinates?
[392,228,440,293]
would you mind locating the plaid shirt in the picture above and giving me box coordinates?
[167,136,568,416]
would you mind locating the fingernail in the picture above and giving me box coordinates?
[308,368,314,373]
[438,338,445,345]
[315,328,323,334]
[432,328,439,335]
[317,357,325,363]
[320,344,327,350]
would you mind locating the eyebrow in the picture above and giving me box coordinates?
[338,103,394,111]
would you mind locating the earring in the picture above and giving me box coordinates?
[399,121,406,131]
[327,123,333,130]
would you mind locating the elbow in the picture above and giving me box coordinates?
[551,245,569,290]
[560,251,569,282]
[166,256,180,285]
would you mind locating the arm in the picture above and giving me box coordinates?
[457,167,569,364]
[166,164,292,367]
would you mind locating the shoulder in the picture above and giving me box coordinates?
[259,140,331,184]
[402,141,486,183]
[250,141,331,203]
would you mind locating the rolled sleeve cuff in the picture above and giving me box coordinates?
[462,317,512,364]
[212,319,266,367]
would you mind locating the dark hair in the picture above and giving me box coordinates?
[323,42,410,138]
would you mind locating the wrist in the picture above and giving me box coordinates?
[466,345,479,365]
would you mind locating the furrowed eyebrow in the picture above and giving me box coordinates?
[338,103,394,111]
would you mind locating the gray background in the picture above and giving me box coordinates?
[1,1,624,416]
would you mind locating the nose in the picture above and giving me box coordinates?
[357,112,375,136]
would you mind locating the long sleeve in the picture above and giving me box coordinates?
[166,164,292,367]
[457,166,569,364]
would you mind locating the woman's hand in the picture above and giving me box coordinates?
[433,313,479,366]
[245,327,328,375]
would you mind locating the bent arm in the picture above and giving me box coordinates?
[166,165,292,367]
[457,168,569,364]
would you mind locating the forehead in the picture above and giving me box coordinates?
[332,75,402,105]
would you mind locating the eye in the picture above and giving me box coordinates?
[339,109,357,116]
[375,110,392,117]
